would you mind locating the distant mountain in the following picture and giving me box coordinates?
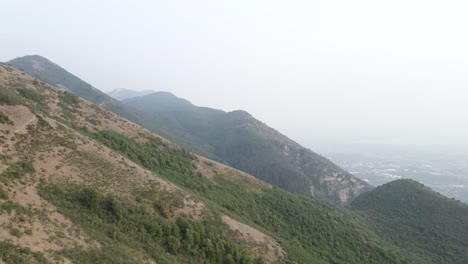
[124,92,372,204]
[351,179,468,263]
[107,88,154,100]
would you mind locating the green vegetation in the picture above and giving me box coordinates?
[92,130,195,178]
[123,93,371,203]
[90,130,413,263]
[0,85,21,105]
[0,81,49,114]
[58,91,80,107]
[16,87,44,104]
[0,160,35,182]
[0,111,13,125]
[57,91,81,120]
[0,240,47,264]
[0,186,8,200]
[40,184,257,264]
[351,179,468,264]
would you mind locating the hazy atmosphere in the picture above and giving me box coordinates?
[2,0,467,146]
[2,2,468,262]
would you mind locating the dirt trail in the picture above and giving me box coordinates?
[15,116,36,133]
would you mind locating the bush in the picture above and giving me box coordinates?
[59,91,80,106]
[0,186,8,199]
[1,160,35,181]
[40,184,256,263]
[0,240,47,264]
[0,111,13,125]
[0,86,21,105]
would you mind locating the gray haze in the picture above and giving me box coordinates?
[2,0,468,146]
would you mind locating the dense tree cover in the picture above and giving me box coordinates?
[39,185,257,264]
[351,179,468,263]
[123,93,371,203]
[92,130,196,179]
[91,130,415,263]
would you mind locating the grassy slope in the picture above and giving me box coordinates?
[0,64,417,263]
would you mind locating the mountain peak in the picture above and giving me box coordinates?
[9,55,58,73]
[107,88,154,101]
[123,91,195,111]
[10,54,50,61]
[228,110,252,117]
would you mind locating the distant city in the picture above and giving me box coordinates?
[317,144,468,203]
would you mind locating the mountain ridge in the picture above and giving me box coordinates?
[0,62,406,263]
[1,62,467,263]
[124,91,372,204]
[107,88,154,100]
[8,55,371,204]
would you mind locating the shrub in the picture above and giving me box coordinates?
[0,86,21,105]
[1,160,35,181]
[0,111,13,125]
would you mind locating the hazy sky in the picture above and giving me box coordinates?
[2,0,468,146]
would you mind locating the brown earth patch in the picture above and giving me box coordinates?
[222,215,285,263]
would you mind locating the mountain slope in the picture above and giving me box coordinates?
[0,63,282,263]
[6,55,164,137]
[0,62,428,263]
[107,88,154,100]
[7,55,371,204]
[124,92,372,204]
[351,179,468,263]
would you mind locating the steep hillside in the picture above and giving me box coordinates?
[0,63,425,263]
[6,55,161,137]
[124,92,372,204]
[0,63,279,263]
[351,179,468,263]
[8,55,371,205]
[108,88,154,100]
